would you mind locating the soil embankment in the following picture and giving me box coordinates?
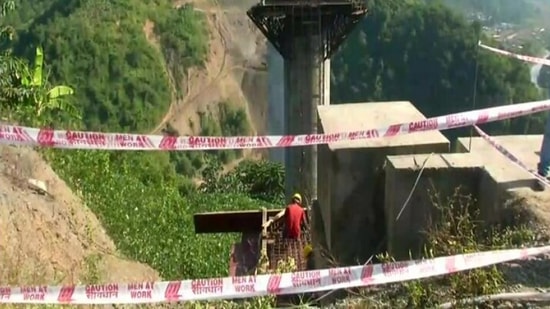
[0,145,159,285]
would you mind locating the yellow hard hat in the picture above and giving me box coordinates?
[292,193,302,203]
[303,244,313,257]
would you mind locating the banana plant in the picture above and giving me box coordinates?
[20,46,80,121]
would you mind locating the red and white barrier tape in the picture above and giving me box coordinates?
[2,99,550,150]
[0,246,548,304]
[473,126,550,188]
[479,42,550,66]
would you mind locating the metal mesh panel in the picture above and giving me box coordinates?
[266,216,311,271]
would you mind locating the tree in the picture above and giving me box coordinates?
[425,0,537,25]
[332,0,542,138]
[16,46,79,125]
[0,1,77,126]
[0,0,34,114]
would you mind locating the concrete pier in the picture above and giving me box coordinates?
[317,101,450,263]
[267,43,285,164]
[384,134,546,259]
[385,153,482,258]
[284,36,331,201]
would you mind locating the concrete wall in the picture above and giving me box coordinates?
[382,148,544,260]
[477,164,543,225]
[384,154,482,259]
[267,43,285,165]
[319,142,450,265]
[316,143,333,254]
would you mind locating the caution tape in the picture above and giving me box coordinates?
[2,99,550,150]
[474,125,550,187]
[479,41,550,66]
[0,246,548,304]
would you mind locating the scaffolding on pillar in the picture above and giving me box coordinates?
[247,0,367,60]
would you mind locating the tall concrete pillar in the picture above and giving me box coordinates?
[267,43,286,165]
[268,40,330,204]
[284,35,329,203]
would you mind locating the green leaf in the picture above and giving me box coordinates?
[48,85,74,99]
[32,46,44,87]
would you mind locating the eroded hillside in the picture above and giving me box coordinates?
[154,0,269,160]
[0,0,276,283]
[0,145,159,285]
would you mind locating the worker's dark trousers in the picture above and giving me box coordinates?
[538,116,550,177]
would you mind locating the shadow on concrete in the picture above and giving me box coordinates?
[500,179,538,191]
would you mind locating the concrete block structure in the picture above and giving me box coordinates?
[456,135,541,186]
[384,153,482,258]
[316,101,450,264]
[383,134,545,259]
[456,135,542,223]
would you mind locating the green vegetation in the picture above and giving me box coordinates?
[14,0,208,132]
[333,0,545,140]
[1,0,547,303]
[0,0,260,281]
[200,102,250,164]
[168,102,251,176]
[426,0,538,25]
[156,4,208,96]
[0,0,77,125]
[348,189,540,308]
[45,149,281,279]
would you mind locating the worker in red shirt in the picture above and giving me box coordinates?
[283,193,307,239]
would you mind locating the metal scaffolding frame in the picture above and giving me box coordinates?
[247,0,367,60]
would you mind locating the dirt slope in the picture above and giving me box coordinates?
[150,0,268,159]
[508,188,550,231]
[0,145,159,285]
[172,0,268,137]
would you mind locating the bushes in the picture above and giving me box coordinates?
[354,188,538,308]
[155,4,208,95]
[200,158,285,205]
[2,0,271,284]
[169,102,252,176]
[201,102,251,164]
[4,1,262,280]
[45,148,279,279]
[332,0,542,139]
[7,0,257,280]
[12,0,208,133]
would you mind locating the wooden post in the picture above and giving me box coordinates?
[261,207,268,254]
